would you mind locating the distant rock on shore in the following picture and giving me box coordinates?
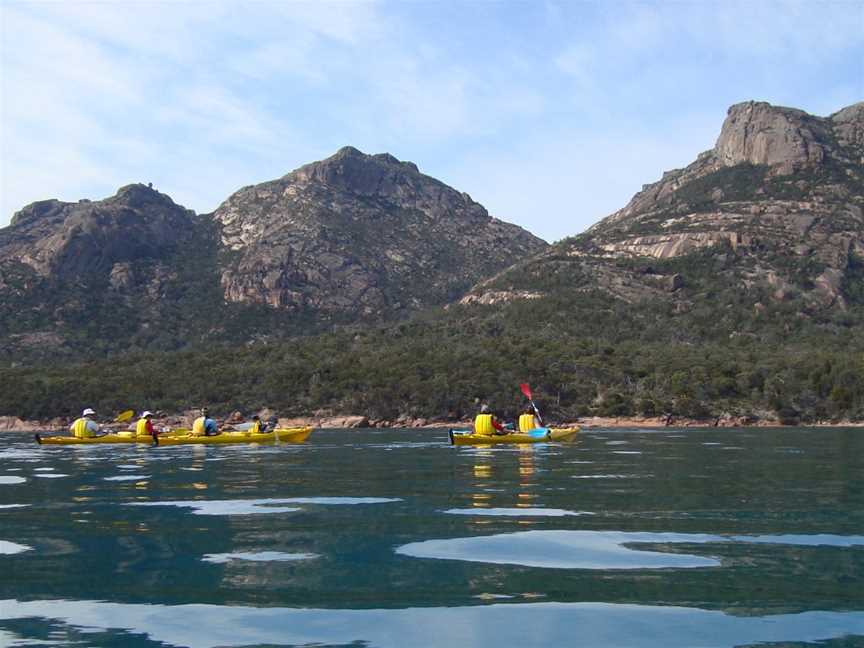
[2,412,863,433]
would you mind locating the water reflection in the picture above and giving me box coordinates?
[0,541,31,555]
[396,530,864,570]
[1,428,862,645]
[444,508,587,517]
[1,599,862,648]
[397,530,722,569]
[129,497,400,516]
[202,551,318,564]
[130,499,303,516]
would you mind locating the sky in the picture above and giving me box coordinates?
[1,1,862,243]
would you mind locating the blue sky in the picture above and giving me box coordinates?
[1,1,861,242]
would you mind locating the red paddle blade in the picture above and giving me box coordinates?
[519,383,532,399]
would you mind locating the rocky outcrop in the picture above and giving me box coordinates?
[831,103,864,152]
[715,101,828,172]
[461,100,863,313]
[459,289,544,306]
[213,147,546,317]
[1,184,197,279]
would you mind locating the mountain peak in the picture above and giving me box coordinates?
[290,146,423,193]
[212,147,546,317]
[714,100,828,170]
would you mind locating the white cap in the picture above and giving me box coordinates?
[141,411,153,417]
[82,408,95,416]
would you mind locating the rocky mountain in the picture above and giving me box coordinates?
[2,101,863,424]
[214,146,545,317]
[0,149,545,362]
[465,101,864,330]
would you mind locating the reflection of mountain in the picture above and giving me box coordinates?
[1,428,861,616]
[2,598,863,647]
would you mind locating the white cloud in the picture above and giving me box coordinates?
[1,0,861,237]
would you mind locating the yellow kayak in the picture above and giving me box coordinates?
[34,427,313,446]
[448,427,580,445]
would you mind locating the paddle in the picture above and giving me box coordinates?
[114,410,135,423]
[519,383,544,426]
[519,383,549,438]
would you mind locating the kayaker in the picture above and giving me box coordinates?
[474,404,506,436]
[70,408,103,438]
[192,408,219,436]
[135,411,158,440]
[249,415,262,434]
[518,406,540,433]
[247,415,278,433]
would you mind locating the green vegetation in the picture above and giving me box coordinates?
[2,278,863,423]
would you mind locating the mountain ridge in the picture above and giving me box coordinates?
[465,100,864,316]
[1,100,862,424]
[0,148,546,361]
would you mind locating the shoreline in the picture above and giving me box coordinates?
[2,413,863,433]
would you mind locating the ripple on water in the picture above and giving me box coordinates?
[131,499,302,516]
[0,476,26,485]
[33,473,69,479]
[0,540,32,554]
[202,551,318,564]
[104,475,150,481]
[396,530,864,570]
[572,474,649,479]
[0,504,28,510]
[279,497,401,505]
[129,497,400,516]
[443,508,593,517]
[396,530,721,569]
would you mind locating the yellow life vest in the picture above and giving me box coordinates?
[192,417,206,436]
[249,420,260,434]
[474,414,494,435]
[72,417,90,438]
[518,413,537,433]
[136,418,149,437]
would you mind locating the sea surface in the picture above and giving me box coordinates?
[0,427,862,648]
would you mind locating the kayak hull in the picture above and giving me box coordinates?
[34,427,313,446]
[448,427,580,445]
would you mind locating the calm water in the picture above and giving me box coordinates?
[1,427,863,647]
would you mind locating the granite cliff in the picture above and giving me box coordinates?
[465,101,864,322]
[214,146,545,317]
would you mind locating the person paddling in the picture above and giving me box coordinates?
[518,406,541,433]
[247,415,276,434]
[192,408,219,436]
[70,408,103,438]
[135,411,158,441]
[474,404,506,436]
